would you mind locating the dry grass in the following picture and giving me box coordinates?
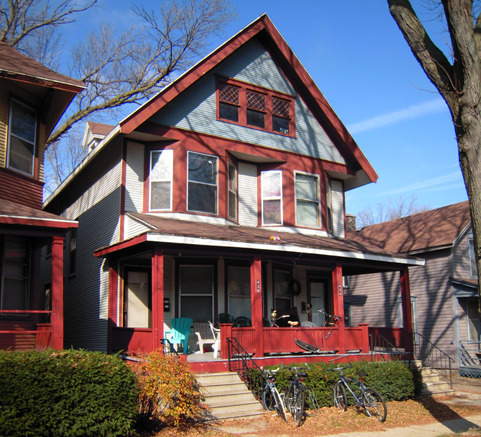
[146,394,481,436]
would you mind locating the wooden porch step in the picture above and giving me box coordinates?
[196,372,264,420]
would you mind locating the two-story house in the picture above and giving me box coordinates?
[43,15,423,367]
[0,42,84,350]
[346,201,479,374]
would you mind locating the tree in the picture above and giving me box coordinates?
[387,0,481,310]
[1,0,234,192]
[355,196,430,229]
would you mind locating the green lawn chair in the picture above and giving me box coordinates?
[165,317,193,354]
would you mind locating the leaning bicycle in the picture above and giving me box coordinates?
[283,365,308,426]
[328,364,387,422]
[261,368,287,421]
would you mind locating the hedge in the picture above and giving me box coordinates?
[0,349,139,437]
[249,359,422,408]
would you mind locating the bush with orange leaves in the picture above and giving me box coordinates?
[132,350,205,427]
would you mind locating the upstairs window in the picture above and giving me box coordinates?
[217,78,295,136]
[326,178,333,233]
[295,172,320,227]
[261,170,282,225]
[150,150,173,211]
[188,152,218,214]
[227,162,237,221]
[7,100,37,176]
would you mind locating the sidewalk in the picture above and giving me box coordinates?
[322,414,481,437]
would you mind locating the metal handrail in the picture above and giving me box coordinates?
[369,332,411,362]
[160,338,180,357]
[414,332,454,388]
[226,336,262,392]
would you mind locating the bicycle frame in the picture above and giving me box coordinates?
[338,373,365,405]
[284,366,308,426]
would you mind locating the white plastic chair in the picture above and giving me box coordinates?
[208,321,221,358]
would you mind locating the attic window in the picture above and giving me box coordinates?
[216,77,295,137]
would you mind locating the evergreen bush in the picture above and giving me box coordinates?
[0,349,139,437]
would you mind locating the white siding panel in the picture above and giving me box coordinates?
[125,141,144,213]
[65,161,122,221]
[238,162,258,226]
[124,214,151,240]
[151,39,345,164]
[331,180,344,237]
[452,230,473,279]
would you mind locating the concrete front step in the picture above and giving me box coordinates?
[196,372,264,420]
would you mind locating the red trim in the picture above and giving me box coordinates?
[250,258,263,356]
[94,234,148,257]
[108,266,119,353]
[0,216,77,229]
[50,235,64,350]
[152,249,164,350]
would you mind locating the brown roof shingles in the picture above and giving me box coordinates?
[348,201,471,254]
[0,41,84,90]
[0,198,76,226]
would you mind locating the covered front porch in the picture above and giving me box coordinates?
[97,216,422,368]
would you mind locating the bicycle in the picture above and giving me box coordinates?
[327,364,387,422]
[283,365,308,426]
[261,368,287,421]
[294,309,342,353]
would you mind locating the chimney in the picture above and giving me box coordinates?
[346,214,356,232]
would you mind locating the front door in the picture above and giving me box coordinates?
[124,269,151,328]
[308,278,328,326]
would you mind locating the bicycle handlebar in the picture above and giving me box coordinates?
[318,308,342,320]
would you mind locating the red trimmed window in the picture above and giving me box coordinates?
[217,78,295,136]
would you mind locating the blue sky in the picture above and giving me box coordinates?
[70,0,468,217]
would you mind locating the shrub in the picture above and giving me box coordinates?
[132,350,204,427]
[251,359,420,409]
[0,349,139,437]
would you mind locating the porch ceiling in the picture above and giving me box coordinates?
[96,214,423,273]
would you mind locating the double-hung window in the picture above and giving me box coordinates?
[150,150,173,211]
[7,99,37,176]
[227,162,237,221]
[326,178,333,233]
[217,78,295,136]
[261,170,282,225]
[295,172,320,227]
[468,238,478,278]
[187,152,218,214]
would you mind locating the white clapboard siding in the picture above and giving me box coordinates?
[452,230,474,279]
[64,161,122,221]
[331,179,344,238]
[151,39,345,165]
[238,162,258,227]
[124,141,145,213]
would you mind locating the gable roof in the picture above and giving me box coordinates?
[0,41,85,135]
[348,201,471,254]
[119,14,377,188]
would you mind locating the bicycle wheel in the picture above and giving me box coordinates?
[307,389,320,414]
[284,385,294,415]
[293,387,305,427]
[262,386,274,411]
[362,388,387,422]
[272,387,287,422]
[333,381,347,411]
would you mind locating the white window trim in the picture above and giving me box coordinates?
[187,151,218,215]
[7,99,37,176]
[294,171,321,228]
[261,170,283,226]
[397,296,418,344]
[149,149,173,211]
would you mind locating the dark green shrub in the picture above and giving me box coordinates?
[0,349,139,437]
[251,359,419,409]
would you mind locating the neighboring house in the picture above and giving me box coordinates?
[346,201,478,371]
[0,42,84,350]
[43,15,422,364]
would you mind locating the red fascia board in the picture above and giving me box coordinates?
[94,234,148,258]
[0,71,85,93]
[0,216,78,229]
[259,21,377,183]
[120,18,268,135]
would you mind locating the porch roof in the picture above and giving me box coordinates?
[0,198,78,229]
[96,214,423,273]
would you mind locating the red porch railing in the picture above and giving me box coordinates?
[0,310,52,350]
[219,324,370,358]
[111,327,153,354]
